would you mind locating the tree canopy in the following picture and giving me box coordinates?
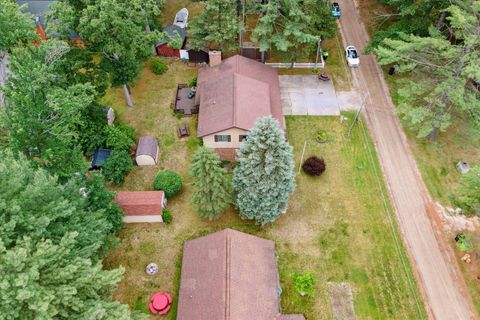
[1,41,93,178]
[233,116,296,225]
[0,152,136,319]
[0,1,37,53]
[190,147,231,220]
[375,0,480,140]
[252,0,336,64]
[188,0,240,51]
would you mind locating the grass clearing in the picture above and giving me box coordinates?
[103,62,425,319]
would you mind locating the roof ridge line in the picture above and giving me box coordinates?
[225,231,232,320]
[232,73,237,127]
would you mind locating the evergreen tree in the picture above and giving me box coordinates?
[233,116,296,225]
[252,0,322,66]
[0,152,137,319]
[0,152,112,257]
[375,1,480,140]
[190,147,231,220]
[0,234,136,320]
[188,0,240,51]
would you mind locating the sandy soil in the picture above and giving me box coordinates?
[336,0,477,318]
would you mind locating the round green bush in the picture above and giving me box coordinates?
[153,170,183,198]
[150,58,168,75]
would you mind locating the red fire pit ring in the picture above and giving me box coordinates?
[149,292,172,316]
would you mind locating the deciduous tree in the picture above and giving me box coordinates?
[190,147,231,220]
[233,116,295,225]
[1,41,93,179]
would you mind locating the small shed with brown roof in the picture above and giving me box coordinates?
[177,229,306,320]
[115,191,166,223]
[135,136,159,166]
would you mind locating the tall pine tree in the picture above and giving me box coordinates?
[188,0,240,51]
[233,116,296,225]
[190,147,231,220]
[0,152,136,319]
[375,0,480,140]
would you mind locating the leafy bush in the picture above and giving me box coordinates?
[105,124,135,151]
[455,233,473,252]
[162,208,172,224]
[86,174,124,233]
[189,76,197,87]
[451,165,480,216]
[150,58,168,75]
[315,129,327,143]
[153,170,183,198]
[302,156,326,176]
[102,150,133,185]
[77,104,108,155]
[291,272,317,297]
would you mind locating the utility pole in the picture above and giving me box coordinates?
[315,38,322,67]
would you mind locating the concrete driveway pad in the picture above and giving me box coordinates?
[279,75,340,116]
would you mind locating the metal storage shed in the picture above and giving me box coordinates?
[136,136,159,166]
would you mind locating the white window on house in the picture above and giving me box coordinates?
[239,135,248,142]
[214,135,231,142]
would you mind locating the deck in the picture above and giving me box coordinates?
[173,84,198,116]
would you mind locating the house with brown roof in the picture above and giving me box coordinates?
[196,55,285,160]
[177,229,306,320]
[114,191,166,223]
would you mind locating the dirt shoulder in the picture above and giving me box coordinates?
[335,0,477,318]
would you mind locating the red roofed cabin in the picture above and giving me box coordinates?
[115,191,166,223]
[196,54,285,161]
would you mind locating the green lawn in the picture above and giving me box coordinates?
[103,61,425,319]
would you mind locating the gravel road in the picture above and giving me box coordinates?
[336,0,477,319]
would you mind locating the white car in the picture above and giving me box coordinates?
[173,8,189,29]
[345,45,360,67]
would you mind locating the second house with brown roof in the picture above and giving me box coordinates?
[196,55,285,160]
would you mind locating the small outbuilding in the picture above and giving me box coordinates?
[156,25,187,57]
[136,136,159,166]
[90,148,111,170]
[115,191,166,223]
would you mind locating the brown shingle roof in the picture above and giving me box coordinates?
[197,55,285,137]
[177,229,305,320]
[114,191,164,216]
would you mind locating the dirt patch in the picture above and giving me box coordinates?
[329,282,356,320]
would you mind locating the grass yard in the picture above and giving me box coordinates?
[102,60,425,318]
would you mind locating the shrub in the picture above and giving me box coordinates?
[162,208,172,224]
[150,58,168,75]
[315,129,327,143]
[455,233,473,252]
[105,124,135,151]
[291,272,317,297]
[189,76,197,87]
[153,170,183,198]
[302,156,326,176]
[102,150,133,185]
